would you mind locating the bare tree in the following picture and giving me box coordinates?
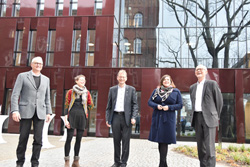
[165,0,250,68]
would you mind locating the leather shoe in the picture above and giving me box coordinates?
[111,163,119,167]
[120,164,126,167]
[16,165,23,167]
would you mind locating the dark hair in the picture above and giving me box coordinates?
[74,74,85,81]
[159,75,176,88]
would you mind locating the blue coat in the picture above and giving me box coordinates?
[148,88,183,144]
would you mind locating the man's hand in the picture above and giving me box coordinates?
[106,121,111,127]
[12,112,21,122]
[131,118,136,125]
[46,114,51,123]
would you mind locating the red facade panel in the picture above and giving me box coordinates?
[54,17,74,67]
[35,18,49,60]
[102,0,115,15]
[6,0,14,17]
[243,70,250,93]
[140,68,161,139]
[63,0,70,16]
[43,0,56,16]
[19,0,36,16]
[0,19,17,66]
[94,17,114,67]
[219,69,235,93]
[95,69,112,137]
[77,0,94,15]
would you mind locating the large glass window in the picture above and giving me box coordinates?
[179,93,195,137]
[12,0,20,17]
[244,94,250,139]
[134,38,141,54]
[48,90,57,133]
[94,0,102,15]
[13,30,23,66]
[71,30,81,66]
[134,13,143,27]
[69,0,77,16]
[0,0,7,17]
[85,30,95,66]
[220,93,236,141]
[46,30,56,66]
[27,31,37,65]
[36,0,44,16]
[88,90,98,134]
[55,0,63,16]
[3,89,12,131]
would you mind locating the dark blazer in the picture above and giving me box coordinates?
[11,71,52,120]
[106,85,138,126]
[190,80,223,128]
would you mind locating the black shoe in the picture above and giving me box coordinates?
[16,165,23,167]
[120,164,126,167]
[111,163,119,167]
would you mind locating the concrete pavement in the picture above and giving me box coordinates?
[0,133,235,167]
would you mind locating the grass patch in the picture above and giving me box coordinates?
[173,144,250,167]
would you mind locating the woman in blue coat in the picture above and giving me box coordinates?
[148,74,183,167]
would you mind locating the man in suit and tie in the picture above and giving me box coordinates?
[106,69,138,167]
[190,65,223,167]
[11,56,52,167]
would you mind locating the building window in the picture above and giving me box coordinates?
[134,38,141,54]
[46,30,56,66]
[94,0,102,15]
[88,90,98,133]
[134,13,143,27]
[0,0,7,17]
[3,89,12,131]
[36,0,44,16]
[12,0,20,17]
[71,30,81,66]
[123,38,130,53]
[27,30,37,65]
[69,0,77,16]
[85,30,95,66]
[13,30,23,66]
[55,0,63,16]
[124,13,129,27]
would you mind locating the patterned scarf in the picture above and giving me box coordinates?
[73,84,88,108]
[152,85,173,102]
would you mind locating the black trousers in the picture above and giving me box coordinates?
[158,143,168,167]
[16,112,45,166]
[64,128,84,156]
[194,112,216,167]
[111,112,132,165]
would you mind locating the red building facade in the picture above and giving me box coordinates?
[0,0,250,143]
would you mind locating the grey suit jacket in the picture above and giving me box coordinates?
[189,80,223,128]
[106,85,138,127]
[11,71,52,120]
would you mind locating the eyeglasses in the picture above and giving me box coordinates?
[33,62,43,66]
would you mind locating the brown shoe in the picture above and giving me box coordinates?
[72,156,80,167]
[64,156,70,167]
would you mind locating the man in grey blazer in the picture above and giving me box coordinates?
[190,65,223,167]
[11,56,52,167]
[106,69,138,167]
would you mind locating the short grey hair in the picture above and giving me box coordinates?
[196,64,207,71]
[117,69,127,77]
[31,56,43,64]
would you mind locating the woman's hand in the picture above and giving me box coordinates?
[157,105,163,110]
[162,106,169,111]
[65,120,71,129]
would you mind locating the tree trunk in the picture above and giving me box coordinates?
[224,44,230,68]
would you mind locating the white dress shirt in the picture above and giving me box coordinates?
[195,79,205,112]
[114,85,126,112]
